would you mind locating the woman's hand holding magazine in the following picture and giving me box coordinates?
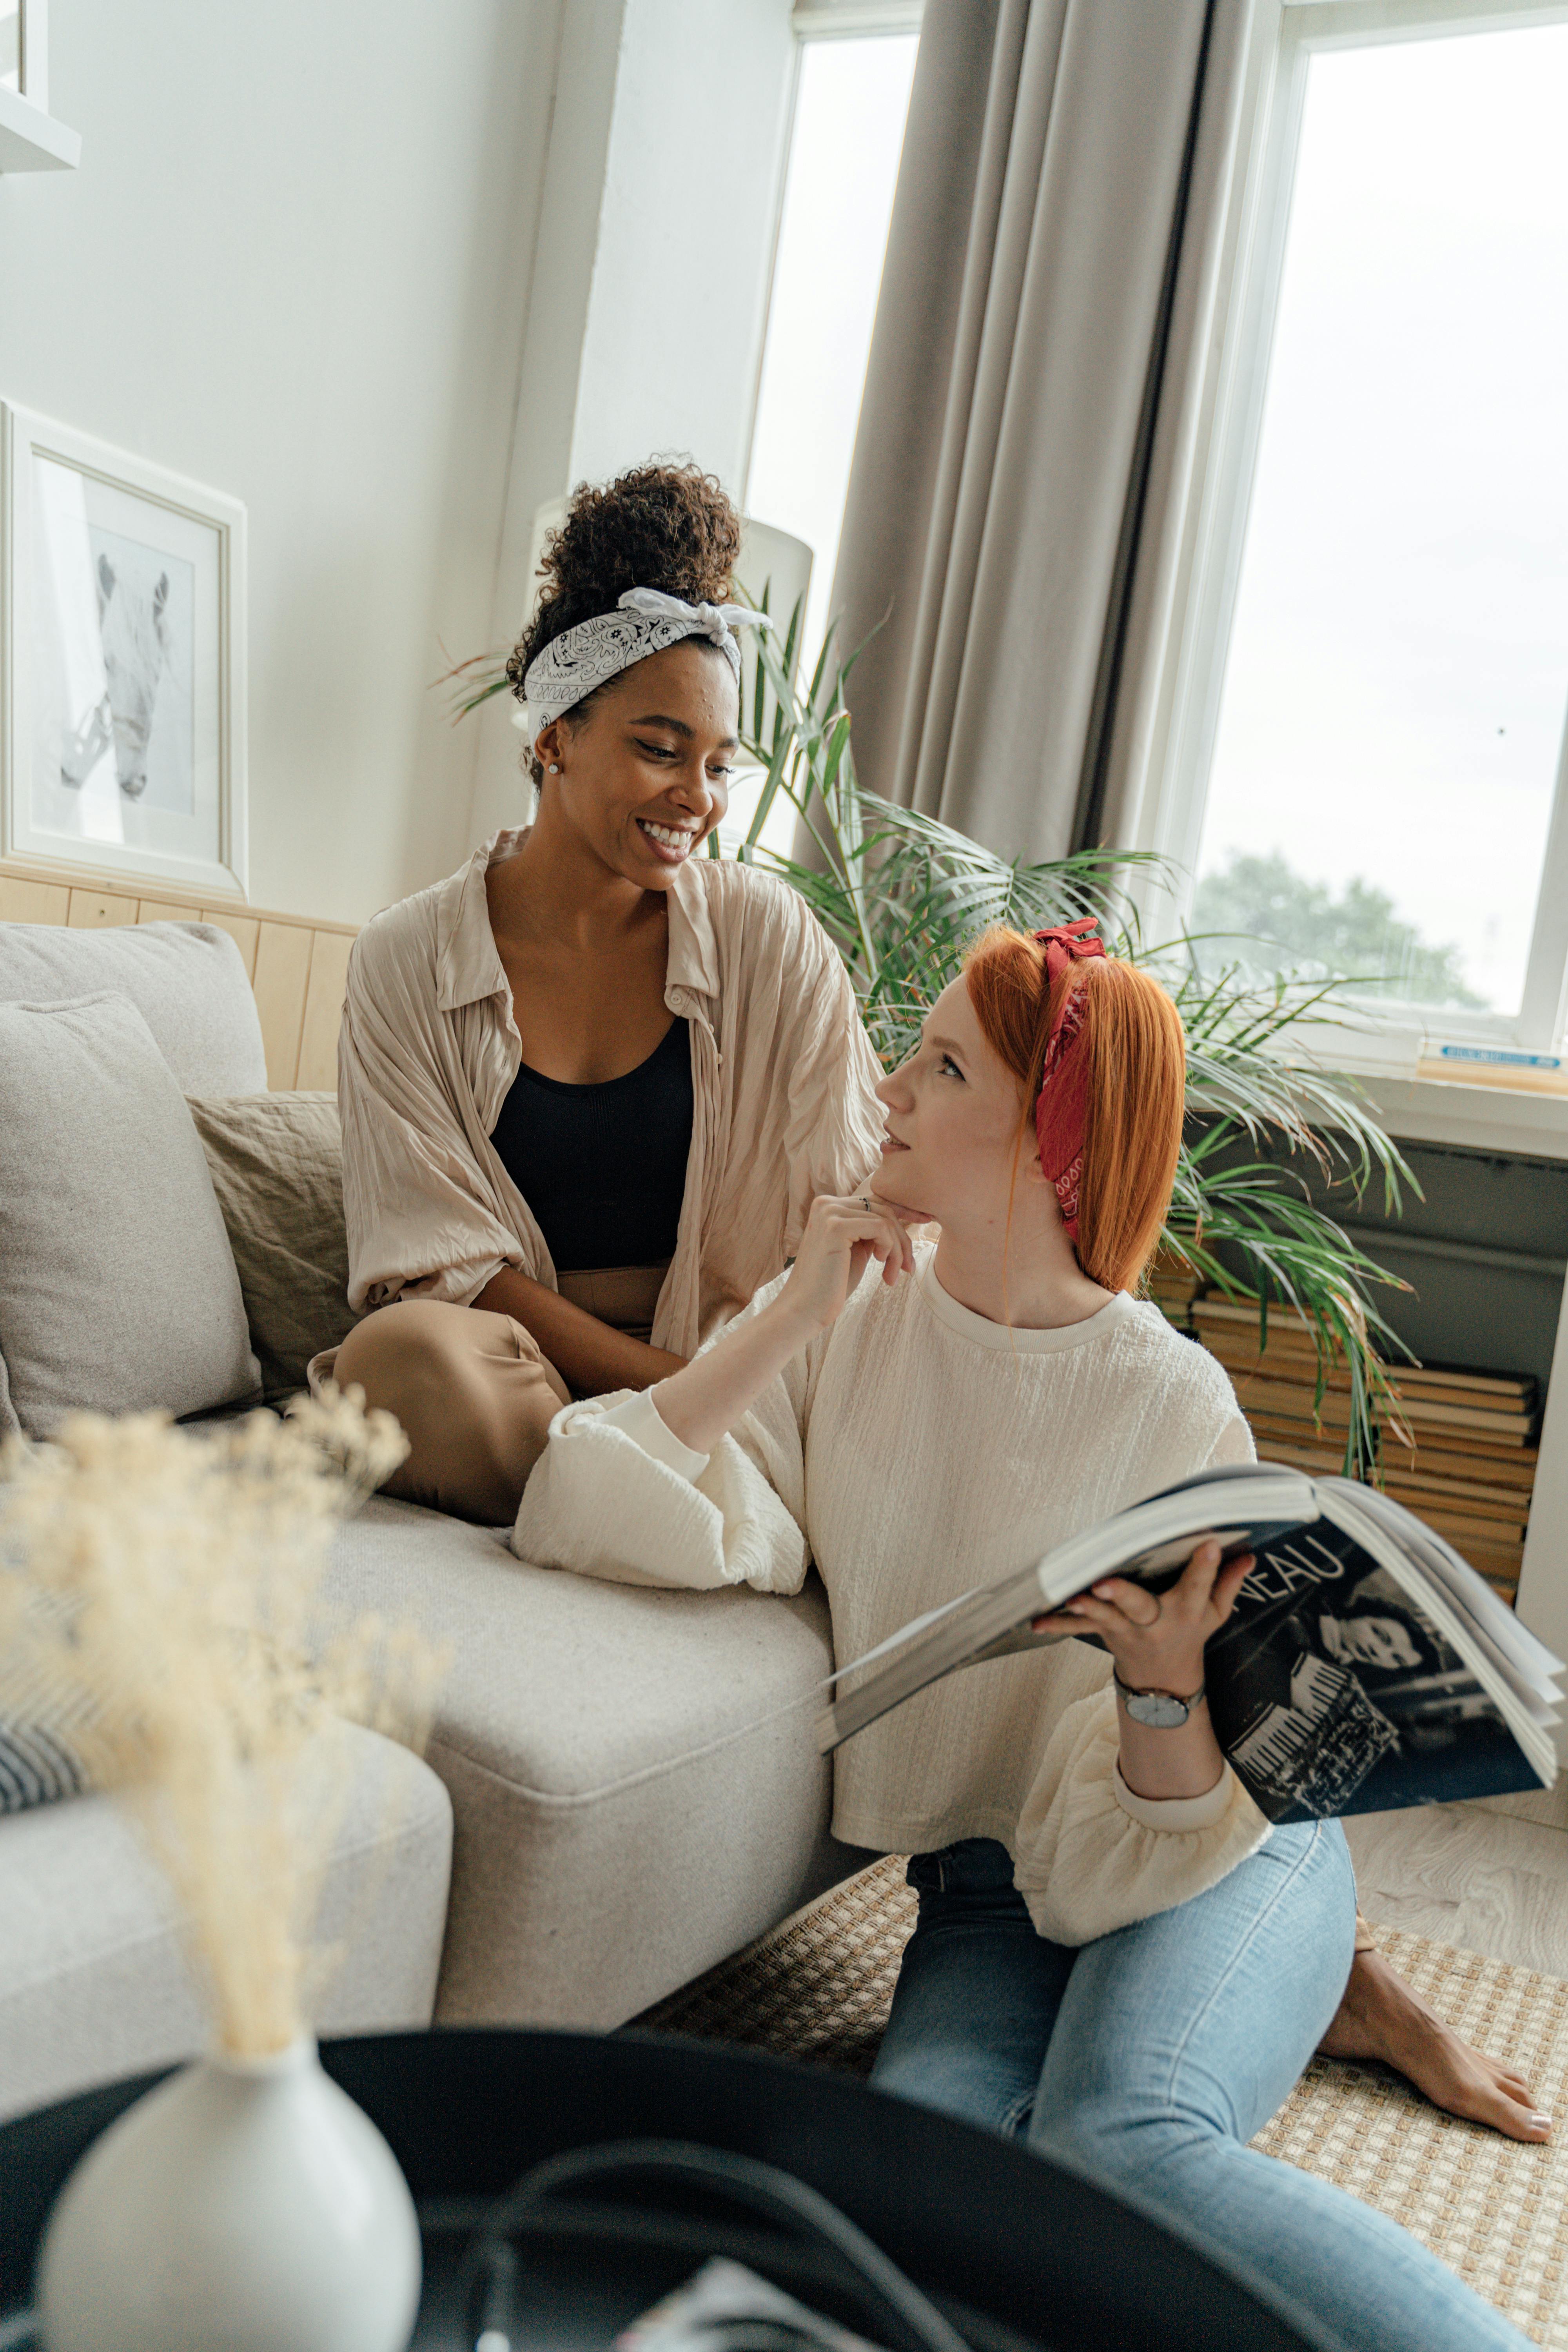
[1031,1539,1255,1802]
[818,1463,1565,1829]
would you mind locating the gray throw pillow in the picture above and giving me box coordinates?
[185,1093,361,1400]
[0,993,261,1437]
[0,919,267,1095]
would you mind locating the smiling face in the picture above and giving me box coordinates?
[534,638,740,889]
[870,975,1045,1234]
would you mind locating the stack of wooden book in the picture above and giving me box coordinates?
[1187,1296,1539,1603]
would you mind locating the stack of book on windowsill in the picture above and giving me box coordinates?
[1188,1295,1539,1606]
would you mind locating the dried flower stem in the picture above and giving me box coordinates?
[0,1389,443,2058]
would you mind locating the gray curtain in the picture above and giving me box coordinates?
[820,0,1252,864]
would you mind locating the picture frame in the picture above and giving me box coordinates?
[1,403,247,898]
[0,0,22,100]
[0,2,82,175]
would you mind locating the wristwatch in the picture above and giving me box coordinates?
[1113,1668,1205,1729]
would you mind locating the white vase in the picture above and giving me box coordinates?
[36,2036,422,2352]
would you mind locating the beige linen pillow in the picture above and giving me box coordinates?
[0,994,261,1437]
[0,919,267,1094]
[185,1093,361,1401]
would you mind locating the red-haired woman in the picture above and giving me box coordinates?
[518,926,1534,2352]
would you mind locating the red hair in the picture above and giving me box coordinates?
[962,927,1185,1295]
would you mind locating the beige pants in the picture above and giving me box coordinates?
[320,1263,668,1528]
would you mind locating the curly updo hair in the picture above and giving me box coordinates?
[506,461,743,786]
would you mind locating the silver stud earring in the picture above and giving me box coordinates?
[547,762,561,774]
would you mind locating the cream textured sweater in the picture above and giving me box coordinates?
[514,1245,1272,1945]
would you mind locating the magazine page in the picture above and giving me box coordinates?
[817,1466,1317,1753]
[1203,1506,1553,1823]
[817,1562,1062,1751]
[1319,1484,1561,1768]
[1332,1479,1563,1705]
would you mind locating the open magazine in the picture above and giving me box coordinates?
[815,1463,1565,1823]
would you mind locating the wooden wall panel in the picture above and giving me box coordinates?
[1,857,359,1090]
[200,909,261,981]
[295,929,355,1091]
[67,888,138,928]
[0,876,71,924]
[252,920,315,1089]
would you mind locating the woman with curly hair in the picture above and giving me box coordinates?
[318,462,885,1525]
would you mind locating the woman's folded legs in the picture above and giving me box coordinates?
[872,1828,1530,2352]
[871,1838,1073,2136]
[329,1299,570,1525]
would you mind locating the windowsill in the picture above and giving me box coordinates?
[0,87,81,172]
[1276,1022,1568,1159]
[1354,1073,1568,1163]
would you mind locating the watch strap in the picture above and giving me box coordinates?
[1113,1669,1206,1707]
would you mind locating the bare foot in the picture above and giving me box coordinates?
[1319,1947,1552,2142]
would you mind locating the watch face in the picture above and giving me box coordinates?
[1124,1689,1192,1730]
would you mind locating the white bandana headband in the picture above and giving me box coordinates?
[522,586,773,737]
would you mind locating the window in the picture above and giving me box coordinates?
[745,27,918,666]
[728,8,918,855]
[1152,0,1568,1062]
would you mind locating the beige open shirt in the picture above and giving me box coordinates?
[337,828,888,1354]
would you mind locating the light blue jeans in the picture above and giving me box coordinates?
[870,1826,1528,2352]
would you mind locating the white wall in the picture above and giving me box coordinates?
[0,0,561,922]
[1,0,800,909]
[470,0,797,845]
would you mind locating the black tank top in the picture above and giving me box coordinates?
[490,1017,693,1273]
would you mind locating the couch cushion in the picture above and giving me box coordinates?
[0,1724,452,2122]
[186,1093,360,1400]
[321,1496,855,2031]
[0,994,261,1437]
[0,920,266,1095]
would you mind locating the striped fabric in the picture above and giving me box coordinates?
[0,1715,85,1813]
[0,1631,91,1815]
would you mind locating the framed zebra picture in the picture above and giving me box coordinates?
[1,404,247,898]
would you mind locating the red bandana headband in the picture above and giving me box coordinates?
[1032,919,1106,1240]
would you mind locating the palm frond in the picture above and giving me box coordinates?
[437,648,513,725]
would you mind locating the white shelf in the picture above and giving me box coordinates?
[1357,1074,1568,1164]
[0,83,79,171]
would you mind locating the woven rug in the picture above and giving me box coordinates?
[636,1857,1568,2347]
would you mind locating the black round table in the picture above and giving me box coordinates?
[0,2027,1339,2352]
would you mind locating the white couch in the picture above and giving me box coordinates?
[0,916,859,2122]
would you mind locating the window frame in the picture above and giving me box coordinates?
[739,0,924,615]
[1133,0,1568,1057]
[789,1,924,40]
